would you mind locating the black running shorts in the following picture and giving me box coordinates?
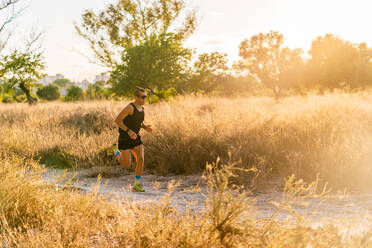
[118,134,143,150]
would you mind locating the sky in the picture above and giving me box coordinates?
[8,0,372,81]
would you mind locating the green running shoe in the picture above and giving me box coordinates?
[107,144,119,157]
[133,184,145,192]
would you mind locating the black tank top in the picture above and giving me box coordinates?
[119,102,145,137]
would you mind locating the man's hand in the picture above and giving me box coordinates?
[127,130,137,139]
[144,124,153,134]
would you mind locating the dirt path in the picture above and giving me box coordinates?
[41,167,372,236]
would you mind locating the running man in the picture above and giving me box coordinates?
[112,86,153,192]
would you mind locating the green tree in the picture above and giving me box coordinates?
[75,0,197,67]
[0,50,45,104]
[110,33,192,99]
[0,80,12,95]
[65,85,83,101]
[53,78,70,88]
[36,83,60,101]
[185,52,230,93]
[87,80,107,100]
[238,31,303,98]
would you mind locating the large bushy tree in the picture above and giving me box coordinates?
[110,33,192,98]
[75,0,197,67]
[306,34,372,90]
[238,31,303,98]
[0,0,46,104]
[0,50,45,104]
[76,0,198,98]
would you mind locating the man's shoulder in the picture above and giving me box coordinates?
[125,103,134,113]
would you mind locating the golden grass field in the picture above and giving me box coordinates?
[1,91,372,247]
[1,90,372,189]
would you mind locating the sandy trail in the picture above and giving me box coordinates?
[41,166,372,236]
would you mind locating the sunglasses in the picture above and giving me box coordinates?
[137,95,147,99]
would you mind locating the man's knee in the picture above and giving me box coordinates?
[132,145,144,163]
[121,160,131,168]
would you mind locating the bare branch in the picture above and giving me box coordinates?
[24,30,43,53]
[0,0,26,33]
[0,0,20,11]
[0,30,11,50]
[71,47,112,69]
[136,0,149,40]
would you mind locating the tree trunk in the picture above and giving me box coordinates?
[19,82,37,105]
[273,85,282,100]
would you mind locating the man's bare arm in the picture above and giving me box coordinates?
[114,104,133,132]
[141,122,153,134]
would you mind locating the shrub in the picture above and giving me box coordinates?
[36,84,61,101]
[1,93,14,103]
[65,86,83,101]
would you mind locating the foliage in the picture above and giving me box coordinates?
[183,52,231,94]
[238,30,304,97]
[0,50,45,104]
[65,85,83,101]
[1,93,13,103]
[86,80,111,100]
[36,83,61,101]
[110,33,192,99]
[75,0,197,67]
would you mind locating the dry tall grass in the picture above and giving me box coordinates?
[1,90,372,189]
[0,153,371,247]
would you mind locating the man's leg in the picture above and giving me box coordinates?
[131,144,145,191]
[119,149,131,169]
[131,144,144,177]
